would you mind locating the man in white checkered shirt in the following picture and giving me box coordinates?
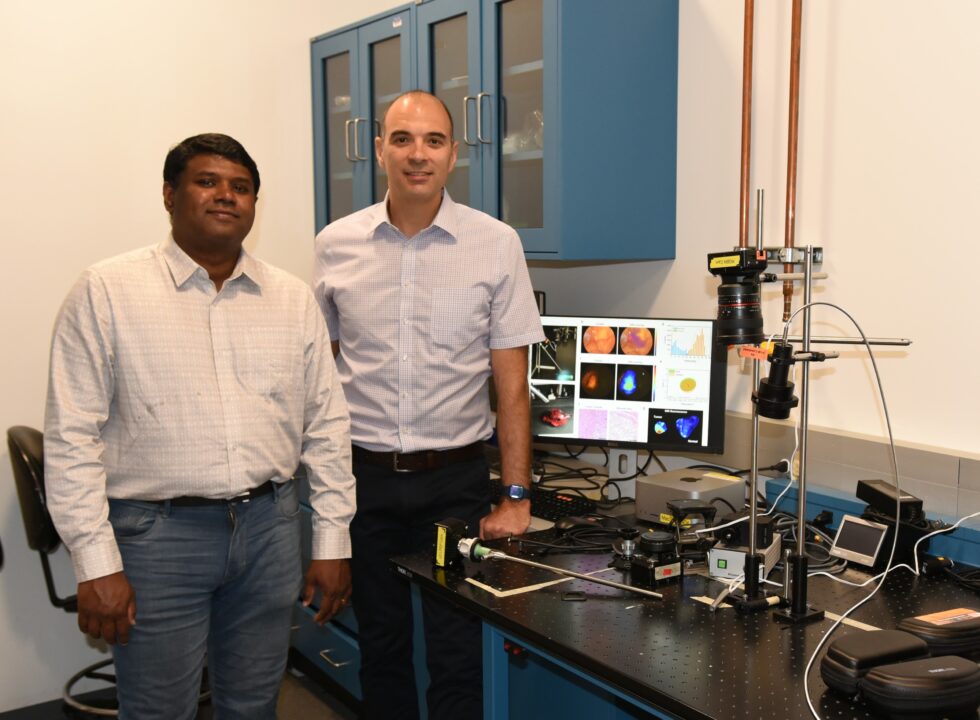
[314,91,545,720]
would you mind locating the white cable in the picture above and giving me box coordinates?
[770,302,901,720]
[911,510,980,575]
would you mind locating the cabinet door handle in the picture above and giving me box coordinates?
[319,648,352,669]
[476,91,492,144]
[343,119,355,162]
[462,95,478,146]
[352,117,369,160]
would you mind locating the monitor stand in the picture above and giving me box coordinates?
[608,448,638,480]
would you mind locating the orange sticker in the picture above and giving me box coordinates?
[739,345,769,361]
[914,608,979,626]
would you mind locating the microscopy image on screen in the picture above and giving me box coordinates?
[615,364,653,403]
[582,326,617,355]
[580,363,615,400]
[618,326,655,356]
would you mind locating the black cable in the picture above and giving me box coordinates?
[711,497,738,514]
[650,451,668,473]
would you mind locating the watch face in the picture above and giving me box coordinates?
[506,485,527,500]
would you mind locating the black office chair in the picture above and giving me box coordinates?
[8,425,119,716]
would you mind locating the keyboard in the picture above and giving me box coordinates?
[488,479,596,522]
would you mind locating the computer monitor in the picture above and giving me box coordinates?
[529,315,726,454]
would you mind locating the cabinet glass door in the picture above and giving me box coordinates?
[496,0,543,230]
[325,52,354,223]
[359,12,414,206]
[312,31,358,233]
[418,0,483,208]
[370,35,402,203]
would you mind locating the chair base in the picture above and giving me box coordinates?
[62,658,211,718]
[62,658,118,717]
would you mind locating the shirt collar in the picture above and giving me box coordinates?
[369,190,459,242]
[159,235,262,290]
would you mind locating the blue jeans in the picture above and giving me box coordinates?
[109,480,302,720]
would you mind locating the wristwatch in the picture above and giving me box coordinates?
[502,484,530,501]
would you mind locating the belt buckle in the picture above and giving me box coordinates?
[392,452,413,473]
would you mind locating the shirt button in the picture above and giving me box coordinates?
[403,319,409,325]
[402,354,408,361]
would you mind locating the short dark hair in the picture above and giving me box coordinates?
[163,133,260,195]
[380,90,455,142]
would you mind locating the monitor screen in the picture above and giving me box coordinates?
[529,315,726,453]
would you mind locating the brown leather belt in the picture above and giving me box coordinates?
[352,442,485,473]
[144,479,279,507]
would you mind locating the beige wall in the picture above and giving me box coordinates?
[2,0,978,710]
[531,1,980,457]
[0,0,398,709]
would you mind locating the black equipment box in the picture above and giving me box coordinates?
[898,608,980,660]
[821,630,929,696]
[862,655,980,719]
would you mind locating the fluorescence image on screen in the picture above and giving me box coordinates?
[619,327,654,356]
[580,363,616,400]
[616,364,653,402]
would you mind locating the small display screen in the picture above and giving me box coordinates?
[830,515,889,566]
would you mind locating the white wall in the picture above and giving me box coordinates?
[2,0,978,710]
[0,0,398,709]
[531,1,980,456]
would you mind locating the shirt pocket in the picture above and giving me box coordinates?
[430,287,489,350]
[239,328,293,398]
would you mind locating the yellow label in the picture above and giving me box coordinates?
[709,255,740,269]
[435,526,447,567]
[658,513,691,529]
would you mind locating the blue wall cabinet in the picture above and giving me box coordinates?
[313,0,678,260]
[311,8,415,233]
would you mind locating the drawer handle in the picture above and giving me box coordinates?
[319,648,352,668]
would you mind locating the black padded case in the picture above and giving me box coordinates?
[898,607,980,660]
[861,655,980,719]
[821,630,930,696]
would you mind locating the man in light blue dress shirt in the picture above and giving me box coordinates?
[315,92,545,719]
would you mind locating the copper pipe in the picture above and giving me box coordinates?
[738,0,755,248]
[783,0,803,321]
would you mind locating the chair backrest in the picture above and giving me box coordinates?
[7,426,60,554]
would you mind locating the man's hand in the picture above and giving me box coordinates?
[480,501,531,540]
[77,571,137,645]
[302,559,352,624]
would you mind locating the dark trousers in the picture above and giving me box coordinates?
[350,456,489,720]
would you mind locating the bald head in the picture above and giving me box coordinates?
[379,90,454,142]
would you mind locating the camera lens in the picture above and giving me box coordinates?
[716,280,764,345]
